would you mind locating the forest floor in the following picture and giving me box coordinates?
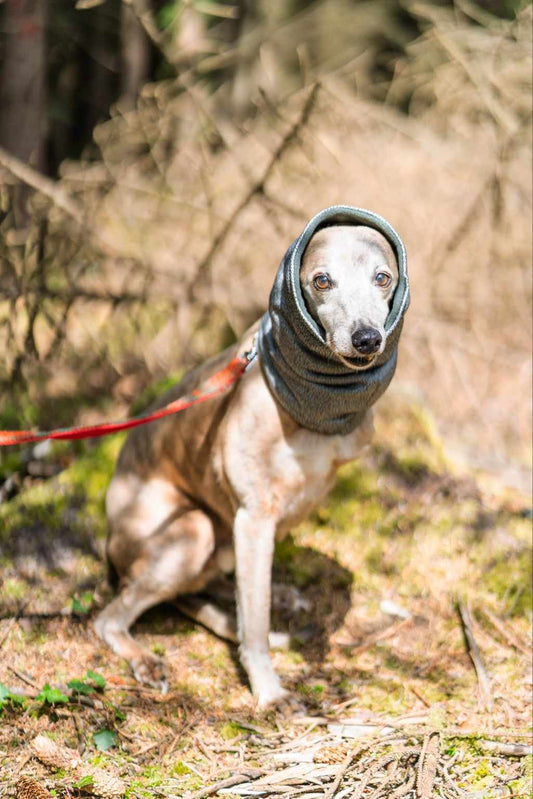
[0,393,531,798]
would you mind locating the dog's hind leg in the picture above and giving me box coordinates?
[95,498,217,691]
[94,571,175,691]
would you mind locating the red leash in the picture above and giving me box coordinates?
[0,351,253,448]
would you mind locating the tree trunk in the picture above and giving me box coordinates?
[0,0,47,169]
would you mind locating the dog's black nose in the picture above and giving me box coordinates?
[352,327,382,355]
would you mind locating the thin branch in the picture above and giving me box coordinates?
[0,146,138,261]
[17,286,147,305]
[478,606,532,657]
[416,732,440,799]
[323,750,354,799]
[457,599,493,712]
[188,773,251,799]
[0,147,84,224]
[190,82,320,298]
[7,665,40,690]
[478,740,533,757]
[335,616,413,654]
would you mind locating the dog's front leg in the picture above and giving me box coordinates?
[234,507,287,710]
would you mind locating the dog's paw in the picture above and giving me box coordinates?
[256,683,290,711]
[131,655,169,694]
[256,687,306,717]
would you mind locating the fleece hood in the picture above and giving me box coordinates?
[257,205,410,435]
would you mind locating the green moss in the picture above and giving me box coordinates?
[509,755,533,797]
[0,436,122,550]
[0,482,68,537]
[482,548,532,617]
[141,765,164,786]
[0,392,39,430]
[284,650,304,664]
[62,436,124,537]
[330,463,377,502]
[1,578,28,602]
[171,761,192,776]
[219,721,243,740]
[170,775,203,793]
[274,536,299,565]
[365,544,399,576]
[391,452,431,484]
[274,538,321,587]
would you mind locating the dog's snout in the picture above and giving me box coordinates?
[351,327,382,355]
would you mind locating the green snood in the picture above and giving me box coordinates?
[257,205,410,435]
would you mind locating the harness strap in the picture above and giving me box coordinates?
[0,347,257,448]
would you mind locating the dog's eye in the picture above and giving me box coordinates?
[313,274,331,291]
[375,272,392,288]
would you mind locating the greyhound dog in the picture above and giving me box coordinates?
[94,206,409,709]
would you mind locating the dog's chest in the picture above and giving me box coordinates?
[267,431,348,534]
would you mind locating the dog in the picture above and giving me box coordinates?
[94,206,409,710]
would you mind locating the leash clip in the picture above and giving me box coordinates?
[243,336,258,372]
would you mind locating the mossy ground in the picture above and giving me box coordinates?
[0,394,531,797]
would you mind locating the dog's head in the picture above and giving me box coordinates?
[300,225,399,370]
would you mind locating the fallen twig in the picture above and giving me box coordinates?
[7,665,40,691]
[457,599,493,712]
[479,606,532,657]
[335,616,412,654]
[390,769,416,798]
[477,739,533,757]
[416,732,440,799]
[407,683,431,708]
[188,774,252,799]
[322,749,353,799]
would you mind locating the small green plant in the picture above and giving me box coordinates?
[68,669,106,695]
[71,592,94,615]
[93,729,118,751]
[35,684,69,705]
[72,775,94,790]
[0,683,26,712]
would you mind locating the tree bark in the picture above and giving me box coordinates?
[0,0,48,169]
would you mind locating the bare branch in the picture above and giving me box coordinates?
[0,146,84,224]
[457,599,493,712]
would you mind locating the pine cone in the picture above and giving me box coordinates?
[80,770,126,798]
[314,744,350,764]
[31,734,126,796]
[32,735,82,770]
[15,778,52,799]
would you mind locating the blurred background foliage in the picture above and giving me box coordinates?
[0,0,531,483]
